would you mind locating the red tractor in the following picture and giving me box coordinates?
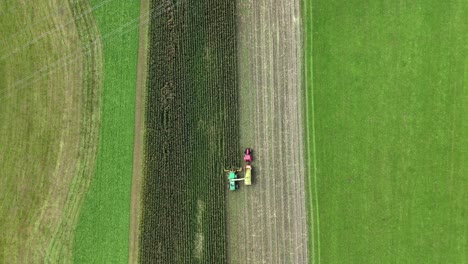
[243,148,252,163]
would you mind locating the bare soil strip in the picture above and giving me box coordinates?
[227,0,308,263]
[128,0,150,263]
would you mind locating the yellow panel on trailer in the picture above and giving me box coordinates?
[244,165,252,185]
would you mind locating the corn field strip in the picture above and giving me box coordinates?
[139,1,238,262]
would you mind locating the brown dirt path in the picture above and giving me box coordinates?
[226,0,308,263]
[128,0,150,263]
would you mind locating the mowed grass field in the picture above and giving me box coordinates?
[72,1,140,263]
[304,0,467,263]
[0,1,101,262]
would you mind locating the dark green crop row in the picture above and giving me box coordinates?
[140,0,238,263]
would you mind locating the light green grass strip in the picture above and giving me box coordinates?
[72,1,140,263]
[302,0,321,263]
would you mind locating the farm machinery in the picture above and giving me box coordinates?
[224,168,243,191]
[224,148,254,191]
[244,148,252,163]
[243,148,252,185]
[244,164,252,186]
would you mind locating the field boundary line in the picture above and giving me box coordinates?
[263,0,276,262]
[128,0,150,263]
[303,0,321,263]
[268,2,282,262]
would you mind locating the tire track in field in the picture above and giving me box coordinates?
[261,0,275,262]
[252,2,267,262]
[291,1,308,262]
[284,1,307,262]
[268,2,289,263]
[266,2,281,263]
[278,2,294,262]
[228,0,308,263]
[271,4,287,263]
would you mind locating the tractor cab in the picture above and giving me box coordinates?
[227,171,237,180]
[228,180,238,191]
[243,148,252,163]
[224,168,242,191]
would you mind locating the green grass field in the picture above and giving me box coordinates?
[0,1,101,262]
[72,1,140,263]
[304,0,467,263]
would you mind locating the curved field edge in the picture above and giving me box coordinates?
[302,1,320,263]
[72,1,140,263]
[0,1,101,262]
[128,0,150,263]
